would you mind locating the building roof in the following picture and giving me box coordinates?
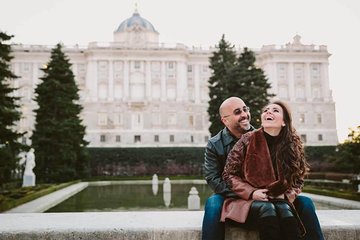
[115,10,158,33]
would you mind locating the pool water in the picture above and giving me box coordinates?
[46,183,343,212]
[46,183,211,212]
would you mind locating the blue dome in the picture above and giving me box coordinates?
[115,11,157,33]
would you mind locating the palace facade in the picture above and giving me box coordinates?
[10,10,338,147]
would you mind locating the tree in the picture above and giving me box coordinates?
[208,35,237,136]
[31,43,88,183]
[227,47,275,128]
[0,32,24,183]
[331,126,360,173]
[207,36,275,135]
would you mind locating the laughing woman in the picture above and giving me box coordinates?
[221,101,311,240]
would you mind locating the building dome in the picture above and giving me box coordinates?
[115,10,158,33]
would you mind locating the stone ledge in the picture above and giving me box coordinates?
[1,210,360,240]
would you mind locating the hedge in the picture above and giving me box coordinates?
[88,147,205,177]
[86,146,339,177]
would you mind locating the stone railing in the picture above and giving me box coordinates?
[1,210,360,240]
[2,182,360,239]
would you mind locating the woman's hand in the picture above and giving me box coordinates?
[252,189,269,201]
[285,188,301,203]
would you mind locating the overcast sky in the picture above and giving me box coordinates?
[1,0,359,143]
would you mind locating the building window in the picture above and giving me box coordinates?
[187,65,193,72]
[154,135,159,142]
[317,114,322,124]
[98,113,108,125]
[168,113,177,126]
[299,114,305,123]
[114,61,123,71]
[152,113,161,126]
[132,113,143,129]
[300,134,307,143]
[189,115,194,127]
[100,135,106,142]
[114,113,123,125]
[318,134,323,141]
[170,135,175,143]
[202,65,208,72]
[191,135,194,143]
[134,61,141,69]
[22,63,31,72]
[134,135,141,143]
[168,62,174,69]
[116,135,121,142]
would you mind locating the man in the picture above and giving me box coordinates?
[202,97,324,240]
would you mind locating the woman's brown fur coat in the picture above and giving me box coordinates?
[220,129,305,235]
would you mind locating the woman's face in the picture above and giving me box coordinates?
[261,103,285,134]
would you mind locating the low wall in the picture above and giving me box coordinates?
[3,182,360,239]
[1,210,360,240]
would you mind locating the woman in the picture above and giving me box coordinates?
[221,101,309,240]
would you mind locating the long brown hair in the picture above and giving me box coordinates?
[270,100,309,187]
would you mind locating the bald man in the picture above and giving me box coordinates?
[201,97,324,240]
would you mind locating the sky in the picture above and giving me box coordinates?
[1,0,359,143]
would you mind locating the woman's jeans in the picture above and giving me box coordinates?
[201,194,324,240]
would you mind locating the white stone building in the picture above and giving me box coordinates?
[10,10,338,147]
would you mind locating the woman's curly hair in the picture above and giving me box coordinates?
[270,101,309,188]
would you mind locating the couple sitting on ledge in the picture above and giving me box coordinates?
[202,97,324,240]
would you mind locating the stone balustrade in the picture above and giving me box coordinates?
[1,210,360,239]
[2,182,360,239]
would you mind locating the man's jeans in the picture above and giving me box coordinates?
[201,194,324,240]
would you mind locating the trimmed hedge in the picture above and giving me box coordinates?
[87,146,341,177]
[88,147,205,177]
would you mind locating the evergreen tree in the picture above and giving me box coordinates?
[31,43,88,183]
[227,47,275,128]
[208,35,237,136]
[0,32,24,183]
[330,126,360,173]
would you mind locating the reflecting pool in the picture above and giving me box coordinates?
[46,182,211,212]
[46,181,345,212]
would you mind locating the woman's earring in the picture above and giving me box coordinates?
[282,123,286,127]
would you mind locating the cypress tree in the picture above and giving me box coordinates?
[227,47,275,128]
[0,32,24,183]
[208,35,237,136]
[31,43,88,183]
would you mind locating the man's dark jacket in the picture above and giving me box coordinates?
[204,126,254,198]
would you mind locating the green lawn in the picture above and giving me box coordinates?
[0,181,79,212]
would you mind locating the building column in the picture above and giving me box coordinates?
[265,62,277,96]
[161,61,166,101]
[32,62,38,89]
[287,63,295,101]
[176,61,187,102]
[13,63,20,92]
[108,60,114,101]
[123,60,130,101]
[145,61,152,100]
[85,60,98,101]
[321,62,331,101]
[304,63,312,101]
[194,64,200,104]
